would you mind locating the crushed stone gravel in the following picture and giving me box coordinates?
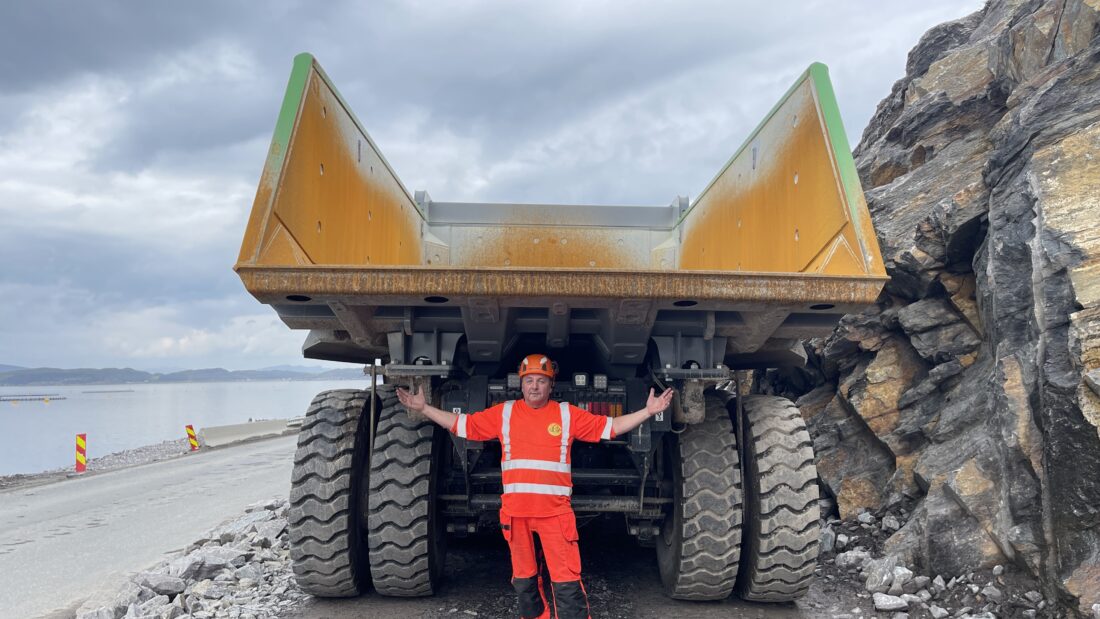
[6,442,1080,618]
[0,438,192,491]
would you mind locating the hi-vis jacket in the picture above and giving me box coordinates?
[450,399,616,517]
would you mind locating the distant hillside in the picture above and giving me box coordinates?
[0,367,152,386]
[158,368,302,382]
[314,368,367,380]
[0,365,366,386]
[0,364,25,373]
[257,365,334,374]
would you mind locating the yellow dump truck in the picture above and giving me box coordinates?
[236,53,886,604]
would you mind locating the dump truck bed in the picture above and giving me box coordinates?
[235,54,886,368]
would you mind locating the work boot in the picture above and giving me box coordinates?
[550,580,590,619]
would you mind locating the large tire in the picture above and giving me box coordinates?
[656,390,743,600]
[366,389,446,596]
[736,395,820,601]
[288,389,373,597]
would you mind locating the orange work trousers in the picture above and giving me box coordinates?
[501,512,591,619]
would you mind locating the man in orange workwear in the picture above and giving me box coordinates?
[397,353,674,619]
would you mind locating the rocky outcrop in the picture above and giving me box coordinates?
[765,0,1100,614]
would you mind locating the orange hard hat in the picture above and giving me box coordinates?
[518,354,557,379]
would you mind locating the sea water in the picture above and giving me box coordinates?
[0,380,370,476]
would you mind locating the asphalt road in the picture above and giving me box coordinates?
[0,435,297,619]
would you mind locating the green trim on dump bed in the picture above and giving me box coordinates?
[808,62,865,248]
[267,53,314,185]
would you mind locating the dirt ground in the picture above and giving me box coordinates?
[285,519,866,619]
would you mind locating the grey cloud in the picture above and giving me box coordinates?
[0,228,242,307]
[321,4,789,159]
[0,3,239,90]
[91,64,279,174]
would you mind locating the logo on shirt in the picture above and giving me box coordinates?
[547,423,562,437]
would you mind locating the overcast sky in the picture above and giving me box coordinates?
[0,1,982,371]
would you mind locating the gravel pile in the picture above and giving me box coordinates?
[0,439,192,491]
[81,439,194,473]
[75,497,306,619]
[817,504,1066,619]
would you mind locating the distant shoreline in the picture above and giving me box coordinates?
[0,366,368,387]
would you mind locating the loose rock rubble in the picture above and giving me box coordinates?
[67,489,1083,618]
[76,439,194,473]
[0,439,192,491]
[817,501,1065,618]
[75,497,306,619]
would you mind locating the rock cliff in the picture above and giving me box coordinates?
[766,0,1100,614]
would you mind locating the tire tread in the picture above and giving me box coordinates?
[287,389,371,597]
[366,393,441,597]
[737,395,820,602]
[658,391,743,601]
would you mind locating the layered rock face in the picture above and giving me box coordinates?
[770,0,1100,613]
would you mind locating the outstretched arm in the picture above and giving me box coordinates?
[396,386,458,430]
[612,387,674,436]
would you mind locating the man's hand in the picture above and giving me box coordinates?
[396,386,427,412]
[395,386,459,431]
[645,387,674,417]
[612,386,676,437]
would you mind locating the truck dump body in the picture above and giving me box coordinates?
[235,53,885,370]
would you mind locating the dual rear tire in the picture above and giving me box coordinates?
[657,393,820,602]
[287,386,444,598]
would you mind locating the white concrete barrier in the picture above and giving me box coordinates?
[199,419,291,448]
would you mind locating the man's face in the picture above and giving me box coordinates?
[521,374,553,408]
